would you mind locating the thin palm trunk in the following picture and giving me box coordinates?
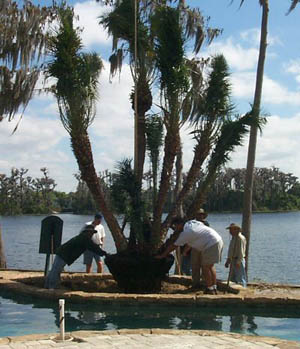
[174,143,184,217]
[242,0,269,277]
[134,72,152,185]
[152,121,180,244]
[161,135,210,236]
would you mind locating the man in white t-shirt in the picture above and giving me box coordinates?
[156,217,223,294]
[83,213,105,273]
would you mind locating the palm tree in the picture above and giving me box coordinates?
[145,114,164,209]
[100,0,153,187]
[47,4,128,251]
[48,2,257,292]
[160,54,261,242]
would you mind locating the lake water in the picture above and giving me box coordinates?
[1,212,300,340]
[1,212,300,283]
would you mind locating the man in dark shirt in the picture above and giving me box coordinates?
[44,225,107,289]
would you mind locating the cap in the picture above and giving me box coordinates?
[94,213,102,220]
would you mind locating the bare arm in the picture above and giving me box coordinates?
[155,243,177,259]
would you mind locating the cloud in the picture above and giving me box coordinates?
[284,59,300,84]
[231,71,300,106]
[0,113,76,190]
[74,0,112,48]
[207,37,259,71]
[89,60,134,172]
[240,28,281,47]
[229,113,300,179]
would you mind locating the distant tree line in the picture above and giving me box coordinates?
[1,166,300,216]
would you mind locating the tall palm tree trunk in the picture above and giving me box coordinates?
[242,0,269,277]
[71,131,128,252]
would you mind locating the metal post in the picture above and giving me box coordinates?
[59,299,65,341]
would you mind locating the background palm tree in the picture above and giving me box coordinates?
[145,114,164,209]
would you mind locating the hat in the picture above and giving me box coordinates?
[226,223,241,231]
[94,213,102,220]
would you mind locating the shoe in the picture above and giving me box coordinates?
[214,289,218,295]
[204,288,215,295]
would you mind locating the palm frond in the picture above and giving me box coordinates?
[47,5,103,134]
[287,0,300,14]
[209,111,265,170]
[152,6,188,95]
[189,54,234,131]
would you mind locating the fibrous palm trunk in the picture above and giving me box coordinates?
[71,131,128,252]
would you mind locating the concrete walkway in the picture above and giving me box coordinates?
[0,330,299,349]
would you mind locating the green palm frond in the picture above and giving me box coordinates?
[47,5,103,134]
[112,158,149,242]
[145,115,164,156]
[114,158,138,198]
[152,6,188,95]
[209,111,265,170]
[189,54,234,135]
[100,0,151,76]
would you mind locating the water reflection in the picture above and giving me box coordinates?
[1,291,300,341]
[230,315,258,335]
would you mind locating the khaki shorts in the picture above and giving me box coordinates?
[202,240,223,265]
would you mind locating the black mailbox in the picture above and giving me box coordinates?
[39,215,63,254]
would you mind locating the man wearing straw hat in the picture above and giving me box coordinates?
[225,223,247,287]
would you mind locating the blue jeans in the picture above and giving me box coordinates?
[230,258,247,287]
[44,255,66,289]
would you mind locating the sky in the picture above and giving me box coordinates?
[1,0,300,192]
